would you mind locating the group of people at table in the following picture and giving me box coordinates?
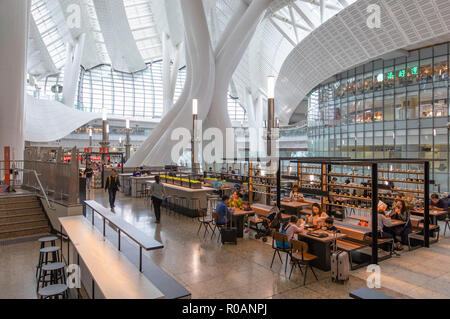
[213,182,448,253]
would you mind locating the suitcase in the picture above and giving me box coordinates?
[331,251,350,282]
[220,227,237,245]
[331,232,350,282]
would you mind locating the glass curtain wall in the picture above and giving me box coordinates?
[308,43,450,192]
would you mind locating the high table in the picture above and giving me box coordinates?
[280,200,314,216]
[411,208,448,225]
[298,229,347,271]
[147,181,215,210]
[119,173,133,196]
[130,176,155,197]
[231,208,255,238]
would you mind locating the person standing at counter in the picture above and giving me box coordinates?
[148,175,167,224]
[105,169,121,209]
[306,204,329,227]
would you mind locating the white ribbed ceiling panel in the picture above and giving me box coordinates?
[93,0,146,73]
[275,0,450,124]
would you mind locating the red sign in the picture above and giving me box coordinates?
[4,147,10,186]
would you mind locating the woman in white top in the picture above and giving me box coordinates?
[306,203,328,227]
[289,185,304,202]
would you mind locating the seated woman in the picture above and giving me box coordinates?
[306,203,329,227]
[368,201,394,239]
[229,191,243,208]
[132,167,142,177]
[388,200,412,251]
[289,185,304,202]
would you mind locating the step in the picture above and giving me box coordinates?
[0,201,41,210]
[0,207,43,217]
[0,195,38,204]
[0,213,47,224]
[0,226,51,241]
[0,219,49,233]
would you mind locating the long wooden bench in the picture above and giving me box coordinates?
[408,218,440,250]
[60,216,165,299]
[334,221,394,268]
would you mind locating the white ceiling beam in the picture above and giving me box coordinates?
[337,0,349,8]
[268,17,297,47]
[273,14,312,32]
[291,2,316,30]
[320,0,325,24]
[288,5,299,43]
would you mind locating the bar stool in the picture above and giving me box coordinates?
[38,284,69,299]
[36,236,58,277]
[37,262,66,292]
[38,236,58,249]
[36,246,61,282]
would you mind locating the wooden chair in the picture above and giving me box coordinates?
[289,240,318,285]
[197,209,214,239]
[270,232,292,273]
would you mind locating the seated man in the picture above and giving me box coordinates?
[215,195,233,225]
[430,193,447,211]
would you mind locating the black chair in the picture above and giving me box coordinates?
[197,209,214,239]
[211,213,226,243]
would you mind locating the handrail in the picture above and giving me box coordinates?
[2,166,55,210]
[84,200,164,272]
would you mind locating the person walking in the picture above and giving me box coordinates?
[148,175,167,224]
[84,163,93,191]
[105,169,121,209]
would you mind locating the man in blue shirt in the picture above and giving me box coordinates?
[215,195,233,225]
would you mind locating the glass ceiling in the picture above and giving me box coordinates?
[124,0,162,61]
[31,0,67,69]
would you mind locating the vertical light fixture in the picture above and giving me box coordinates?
[192,99,198,172]
[89,128,93,147]
[100,108,110,158]
[125,119,131,161]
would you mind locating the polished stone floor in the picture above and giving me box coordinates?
[1,189,448,299]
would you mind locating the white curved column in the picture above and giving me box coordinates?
[63,33,85,107]
[0,0,29,163]
[204,0,272,150]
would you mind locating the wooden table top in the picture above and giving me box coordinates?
[59,216,165,299]
[412,209,449,216]
[299,229,347,243]
[232,208,255,217]
[280,200,312,208]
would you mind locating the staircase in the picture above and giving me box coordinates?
[0,195,51,241]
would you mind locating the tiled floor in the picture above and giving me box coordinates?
[0,189,448,299]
